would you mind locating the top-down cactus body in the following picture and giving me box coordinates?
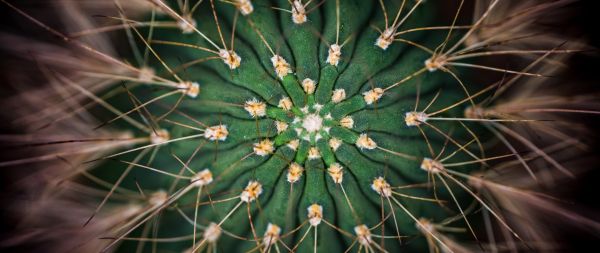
[1,0,600,253]
[126,1,472,252]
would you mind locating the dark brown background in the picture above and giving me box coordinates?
[0,0,598,252]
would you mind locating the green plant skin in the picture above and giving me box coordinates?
[93,1,482,252]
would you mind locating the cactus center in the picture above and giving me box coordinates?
[302,113,323,133]
[286,102,334,145]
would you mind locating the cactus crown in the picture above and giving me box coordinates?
[1,0,596,252]
[98,1,472,251]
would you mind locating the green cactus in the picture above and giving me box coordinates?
[105,1,473,251]
[2,0,598,252]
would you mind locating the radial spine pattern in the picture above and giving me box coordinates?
[1,0,599,253]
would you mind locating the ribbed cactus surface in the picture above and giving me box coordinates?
[103,1,474,252]
[2,0,598,253]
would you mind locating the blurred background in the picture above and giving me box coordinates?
[0,1,598,252]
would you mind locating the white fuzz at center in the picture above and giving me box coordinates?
[302,113,323,133]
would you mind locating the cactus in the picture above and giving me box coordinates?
[1,0,599,253]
